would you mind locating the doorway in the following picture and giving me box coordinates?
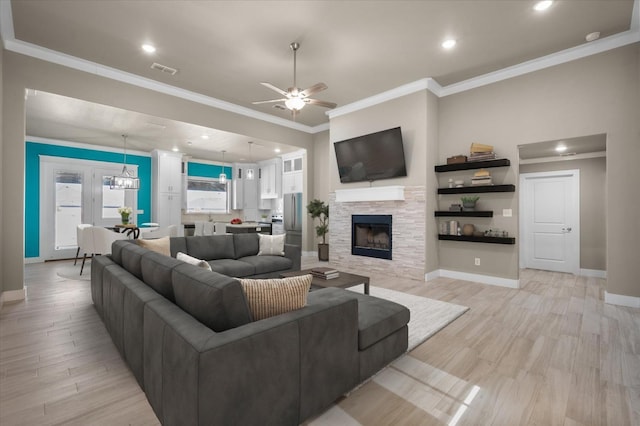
[40,157,137,260]
[519,170,580,274]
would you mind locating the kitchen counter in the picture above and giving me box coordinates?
[225,222,272,235]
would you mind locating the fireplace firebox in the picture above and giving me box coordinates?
[352,215,392,260]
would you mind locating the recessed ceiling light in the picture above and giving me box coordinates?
[187,141,193,146]
[172,147,179,152]
[585,32,600,42]
[141,44,156,54]
[274,148,281,153]
[555,145,567,152]
[534,1,553,11]
[441,39,457,49]
[201,135,209,140]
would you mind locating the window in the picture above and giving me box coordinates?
[186,178,229,213]
[102,176,125,219]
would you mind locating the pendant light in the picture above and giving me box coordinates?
[109,134,140,190]
[246,141,255,180]
[219,150,227,183]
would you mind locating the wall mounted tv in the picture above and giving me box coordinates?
[334,126,407,183]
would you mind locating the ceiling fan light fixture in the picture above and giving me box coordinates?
[285,97,306,111]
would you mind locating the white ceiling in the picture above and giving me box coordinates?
[5,0,638,161]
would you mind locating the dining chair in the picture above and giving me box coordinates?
[81,226,127,275]
[74,224,92,265]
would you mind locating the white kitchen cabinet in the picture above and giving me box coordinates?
[259,158,281,199]
[281,152,303,194]
[232,163,258,210]
[282,171,303,194]
[152,150,183,227]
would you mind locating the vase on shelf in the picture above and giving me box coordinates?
[121,214,130,225]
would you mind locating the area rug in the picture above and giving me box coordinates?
[348,285,469,351]
[56,263,91,281]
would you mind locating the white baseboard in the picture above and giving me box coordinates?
[580,268,607,278]
[604,291,640,308]
[0,288,26,308]
[426,269,520,289]
[24,257,44,264]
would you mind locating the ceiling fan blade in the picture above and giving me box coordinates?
[300,82,328,97]
[260,82,289,97]
[305,98,337,109]
[252,98,287,105]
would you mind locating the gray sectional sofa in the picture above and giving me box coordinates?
[90,235,409,425]
[167,233,301,278]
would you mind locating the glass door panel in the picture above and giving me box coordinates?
[54,171,83,250]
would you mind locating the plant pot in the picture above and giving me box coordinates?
[462,202,476,211]
[318,243,329,261]
[121,215,130,225]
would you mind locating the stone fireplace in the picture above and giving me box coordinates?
[329,186,426,280]
[352,215,392,260]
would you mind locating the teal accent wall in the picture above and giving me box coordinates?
[187,161,232,179]
[25,141,152,258]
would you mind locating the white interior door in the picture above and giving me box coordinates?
[40,157,137,260]
[520,170,580,274]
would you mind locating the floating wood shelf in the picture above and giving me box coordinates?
[434,211,493,217]
[435,158,511,172]
[438,184,516,194]
[438,234,516,245]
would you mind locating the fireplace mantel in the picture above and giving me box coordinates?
[335,186,405,203]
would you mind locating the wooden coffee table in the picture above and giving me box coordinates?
[281,269,370,295]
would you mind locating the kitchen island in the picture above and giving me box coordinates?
[225,222,272,235]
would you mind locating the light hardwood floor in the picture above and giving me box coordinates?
[1,259,638,425]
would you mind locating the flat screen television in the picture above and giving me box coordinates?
[334,126,407,183]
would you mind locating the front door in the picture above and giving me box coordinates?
[520,170,580,274]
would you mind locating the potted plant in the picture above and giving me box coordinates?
[118,206,132,224]
[461,196,479,211]
[307,199,329,261]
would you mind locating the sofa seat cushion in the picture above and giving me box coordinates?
[208,259,256,277]
[171,263,252,332]
[186,234,235,260]
[238,255,293,275]
[349,292,410,350]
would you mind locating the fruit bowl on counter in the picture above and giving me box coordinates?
[230,218,243,225]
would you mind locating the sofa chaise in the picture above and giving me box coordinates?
[90,236,409,425]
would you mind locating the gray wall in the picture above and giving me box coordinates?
[520,157,606,271]
[1,50,313,295]
[0,46,4,304]
[439,43,639,296]
[329,91,429,191]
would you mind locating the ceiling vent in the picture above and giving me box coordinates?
[150,62,178,76]
[273,104,286,110]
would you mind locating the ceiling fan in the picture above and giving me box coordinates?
[252,42,337,115]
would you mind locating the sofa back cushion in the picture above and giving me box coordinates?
[185,235,235,261]
[169,237,187,258]
[111,239,133,265]
[119,242,149,280]
[171,263,252,331]
[140,251,184,302]
[233,233,259,258]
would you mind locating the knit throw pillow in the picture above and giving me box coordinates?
[239,274,312,320]
[257,233,285,256]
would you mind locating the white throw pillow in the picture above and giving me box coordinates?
[258,233,285,256]
[177,251,213,271]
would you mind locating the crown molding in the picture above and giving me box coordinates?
[26,135,151,157]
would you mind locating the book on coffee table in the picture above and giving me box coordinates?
[311,267,340,280]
